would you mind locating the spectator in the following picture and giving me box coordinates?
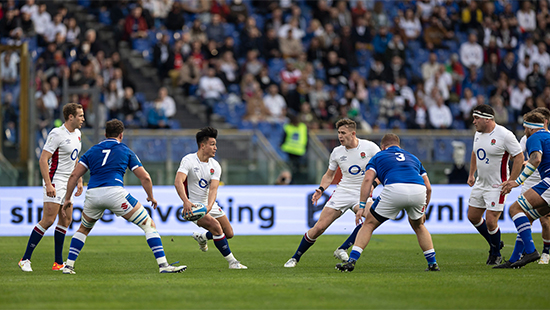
[517,54,533,82]
[372,26,392,59]
[517,1,536,33]
[533,42,550,75]
[20,0,38,17]
[490,77,511,107]
[491,96,509,126]
[378,84,405,128]
[425,70,450,101]
[65,17,80,47]
[280,113,308,180]
[460,0,482,32]
[335,1,352,29]
[526,63,545,98]
[147,99,170,129]
[0,9,20,39]
[104,79,123,119]
[35,81,58,118]
[240,16,263,56]
[386,34,406,63]
[121,87,141,127]
[384,56,405,85]
[262,27,281,60]
[19,11,34,37]
[243,88,269,124]
[421,52,440,81]
[158,87,176,119]
[177,55,201,96]
[518,36,538,62]
[44,13,66,44]
[499,51,518,82]
[495,18,518,51]
[279,28,303,59]
[423,15,450,51]
[124,6,148,40]
[521,96,536,116]
[256,67,272,91]
[228,0,248,25]
[189,19,208,44]
[280,59,302,90]
[459,33,483,70]
[206,14,225,45]
[153,33,174,79]
[324,50,347,86]
[198,67,226,124]
[459,88,477,121]
[165,1,185,31]
[367,59,387,87]
[278,17,305,41]
[298,101,319,129]
[1,51,18,91]
[411,96,428,129]
[428,94,453,129]
[399,8,421,42]
[265,7,284,33]
[263,84,287,123]
[218,50,239,85]
[482,53,499,87]
[510,80,533,121]
[371,1,389,29]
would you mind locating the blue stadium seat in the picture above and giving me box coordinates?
[400,138,429,162]
[170,137,197,161]
[131,137,167,162]
[99,9,111,25]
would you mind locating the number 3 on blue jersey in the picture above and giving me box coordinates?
[476,148,489,164]
[395,153,405,161]
[102,149,111,166]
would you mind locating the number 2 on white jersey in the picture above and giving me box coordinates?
[102,149,111,166]
[395,153,405,161]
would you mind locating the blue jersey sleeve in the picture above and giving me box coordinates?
[127,148,143,171]
[366,155,377,173]
[526,134,543,157]
[79,151,90,169]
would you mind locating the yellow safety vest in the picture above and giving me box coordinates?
[281,123,308,156]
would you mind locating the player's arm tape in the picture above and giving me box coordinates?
[318,186,325,193]
[515,162,537,185]
[359,201,366,209]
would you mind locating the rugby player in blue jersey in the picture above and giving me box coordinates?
[336,133,439,272]
[60,120,186,274]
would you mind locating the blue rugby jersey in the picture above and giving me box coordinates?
[366,145,427,186]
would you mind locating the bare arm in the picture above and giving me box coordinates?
[509,153,527,181]
[174,171,194,216]
[133,166,157,209]
[74,159,84,197]
[501,151,541,194]
[467,151,476,187]
[39,150,55,197]
[356,169,376,225]
[423,174,432,207]
[61,163,88,215]
[207,179,220,213]
[311,168,337,205]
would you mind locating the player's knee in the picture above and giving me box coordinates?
[38,218,55,229]
[129,206,157,234]
[224,230,234,239]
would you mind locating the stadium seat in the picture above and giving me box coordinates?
[131,137,167,162]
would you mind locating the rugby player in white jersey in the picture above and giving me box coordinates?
[517,107,550,264]
[284,118,380,267]
[175,127,247,269]
[467,104,523,265]
[19,103,84,272]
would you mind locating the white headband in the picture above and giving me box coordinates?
[523,121,545,129]
[472,111,494,119]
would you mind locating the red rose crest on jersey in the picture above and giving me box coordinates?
[360,152,366,159]
[121,202,129,210]
[491,202,495,207]
[491,139,496,145]
[210,168,214,175]
[78,137,81,141]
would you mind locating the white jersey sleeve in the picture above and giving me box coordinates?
[177,155,192,175]
[42,125,81,181]
[330,139,380,193]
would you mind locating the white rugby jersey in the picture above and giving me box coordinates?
[42,124,82,182]
[329,139,381,193]
[472,124,522,189]
[520,135,541,189]
[177,153,222,205]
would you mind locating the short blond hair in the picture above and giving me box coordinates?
[381,133,400,148]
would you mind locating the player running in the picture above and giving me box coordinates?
[18,103,84,272]
[467,104,523,265]
[284,119,380,268]
[175,127,247,269]
[61,120,186,274]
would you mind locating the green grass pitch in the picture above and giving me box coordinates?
[1,233,549,309]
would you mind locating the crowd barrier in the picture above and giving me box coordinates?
[0,185,540,236]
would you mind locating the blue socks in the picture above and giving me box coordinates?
[424,249,437,265]
[66,232,87,266]
[54,225,67,265]
[339,224,362,250]
[213,234,232,257]
[292,233,316,262]
[349,246,363,262]
[23,224,46,260]
[146,232,166,263]
[543,239,550,254]
[205,231,213,240]
[513,213,536,254]
[509,234,524,263]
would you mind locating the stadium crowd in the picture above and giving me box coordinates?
[2,0,550,144]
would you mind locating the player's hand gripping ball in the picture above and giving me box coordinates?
[184,202,207,221]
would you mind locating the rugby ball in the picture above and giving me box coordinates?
[184,202,207,221]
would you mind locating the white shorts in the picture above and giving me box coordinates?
[84,186,139,220]
[194,202,226,223]
[324,189,368,213]
[468,187,506,212]
[43,178,71,205]
[371,183,427,221]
